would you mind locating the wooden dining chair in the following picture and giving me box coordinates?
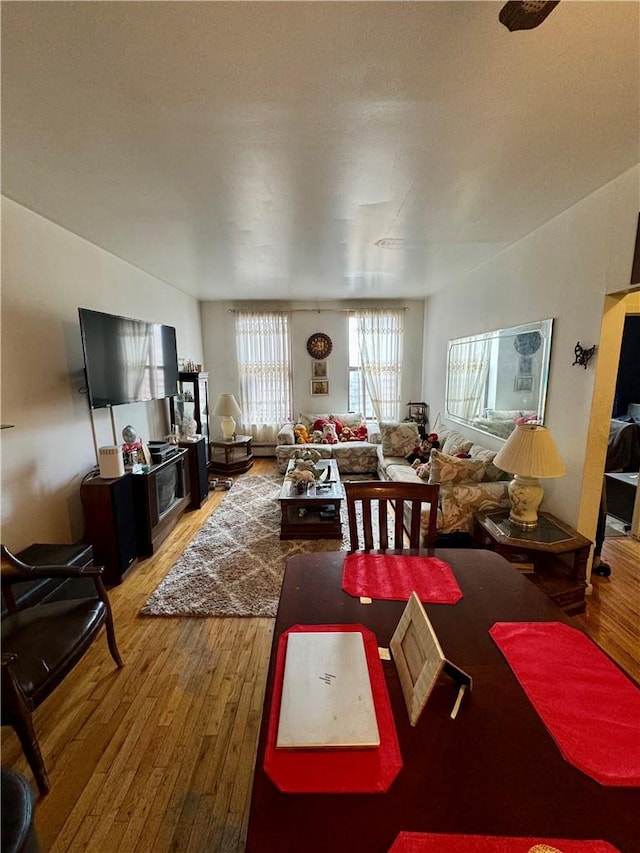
[1,545,123,794]
[344,480,440,552]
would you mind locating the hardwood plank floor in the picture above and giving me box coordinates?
[2,459,638,851]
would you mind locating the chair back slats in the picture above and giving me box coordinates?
[344,481,440,552]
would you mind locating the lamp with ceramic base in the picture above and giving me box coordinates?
[493,423,565,528]
[213,393,242,441]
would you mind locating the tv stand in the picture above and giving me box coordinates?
[131,448,190,557]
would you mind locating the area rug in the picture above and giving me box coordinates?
[141,473,355,618]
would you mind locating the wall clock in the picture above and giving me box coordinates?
[514,331,542,356]
[306,333,333,359]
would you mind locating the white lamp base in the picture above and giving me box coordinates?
[220,416,236,441]
[507,475,543,528]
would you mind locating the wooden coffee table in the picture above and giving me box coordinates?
[279,459,342,540]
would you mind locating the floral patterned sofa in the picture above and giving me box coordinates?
[275,412,381,474]
[376,422,511,542]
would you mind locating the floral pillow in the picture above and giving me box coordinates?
[427,449,486,485]
[298,412,329,430]
[380,422,421,457]
[469,445,508,482]
[441,431,474,457]
[330,412,365,428]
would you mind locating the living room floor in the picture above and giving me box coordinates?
[2,458,638,852]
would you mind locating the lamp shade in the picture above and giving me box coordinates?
[494,424,565,479]
[213,394,242,420]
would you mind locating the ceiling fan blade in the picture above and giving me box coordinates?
[499,1,560,32]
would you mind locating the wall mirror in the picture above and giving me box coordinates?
[445,319,553,440]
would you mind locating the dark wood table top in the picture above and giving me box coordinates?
[245,549,640,853]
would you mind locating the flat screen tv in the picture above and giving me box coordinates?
[79,308,179,409]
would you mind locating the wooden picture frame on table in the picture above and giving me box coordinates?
[390,592,471,725]
[310,379,329,396]
[312,360,327,379]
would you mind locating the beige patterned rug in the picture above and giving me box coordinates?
[141,473,354,617]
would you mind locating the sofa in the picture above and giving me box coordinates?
[275,411,381,474]
[376,421,511,543]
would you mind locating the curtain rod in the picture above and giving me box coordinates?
[227,306,409,314]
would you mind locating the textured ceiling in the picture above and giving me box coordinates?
[2,1,638,301]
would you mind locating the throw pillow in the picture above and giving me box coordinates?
[330,412,365,428]
[469,445,508,482]
[427,449,486,485]
[380,422,420,457]
[441,431,474,457]
[299,412,329,429]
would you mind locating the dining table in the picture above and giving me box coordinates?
[245,548,640,853]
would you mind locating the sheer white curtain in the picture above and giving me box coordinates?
[447,338,491,421]
[235,311,292,443]
[119,319,151,402]
[354,308,404,423]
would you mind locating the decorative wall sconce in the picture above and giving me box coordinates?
[499,1,560,32]
[572,342,597,369]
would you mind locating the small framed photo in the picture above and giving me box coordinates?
[312,360,327,379]
[514,375,533,392]
[310,379,329,396]
[519,355,533,375]
[390,592,472,726]
[390,592,446,725]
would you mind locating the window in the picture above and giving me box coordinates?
[348,317,374,418]
[349,309,404,422]
[235,311,292,442]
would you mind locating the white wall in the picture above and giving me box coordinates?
[1,198,203,550]
[200,300,425,435]
[423,165,640,536]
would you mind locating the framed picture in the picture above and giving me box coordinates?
[310,379,329,396]
[312,360,327,379]
[389,592,446,725]
[519,355,533,375]
[514,375,533,392]
[390,592,472,726]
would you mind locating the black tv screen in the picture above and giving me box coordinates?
[79,308,179,409]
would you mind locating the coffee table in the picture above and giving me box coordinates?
[279,459,342,539]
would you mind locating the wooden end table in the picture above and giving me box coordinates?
[279,459,342,540]
[209,434,254,474]
[473,510,592,615]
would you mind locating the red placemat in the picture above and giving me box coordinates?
[490,622,640,787]
[389,832,621,852]
[263,624,402,793]
[342,553,463,603]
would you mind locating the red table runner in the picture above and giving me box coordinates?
[490,622,640,787]
[263,624,402,793]
[342,553,463,603]
[389,832,621,852]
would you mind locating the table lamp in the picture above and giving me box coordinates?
[493,423,565,528]
[213,393,242,441]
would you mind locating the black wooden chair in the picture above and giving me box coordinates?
[1,545,123,794]
[344,480,440,552]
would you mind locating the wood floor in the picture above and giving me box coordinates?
[2,459,639,852]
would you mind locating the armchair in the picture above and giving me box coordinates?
[1,545,123,794]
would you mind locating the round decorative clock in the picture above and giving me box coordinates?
[514,331,542,356]
[306,332,333,359]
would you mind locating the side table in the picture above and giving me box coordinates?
[210,434,254,475]
[473,510,592,615]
